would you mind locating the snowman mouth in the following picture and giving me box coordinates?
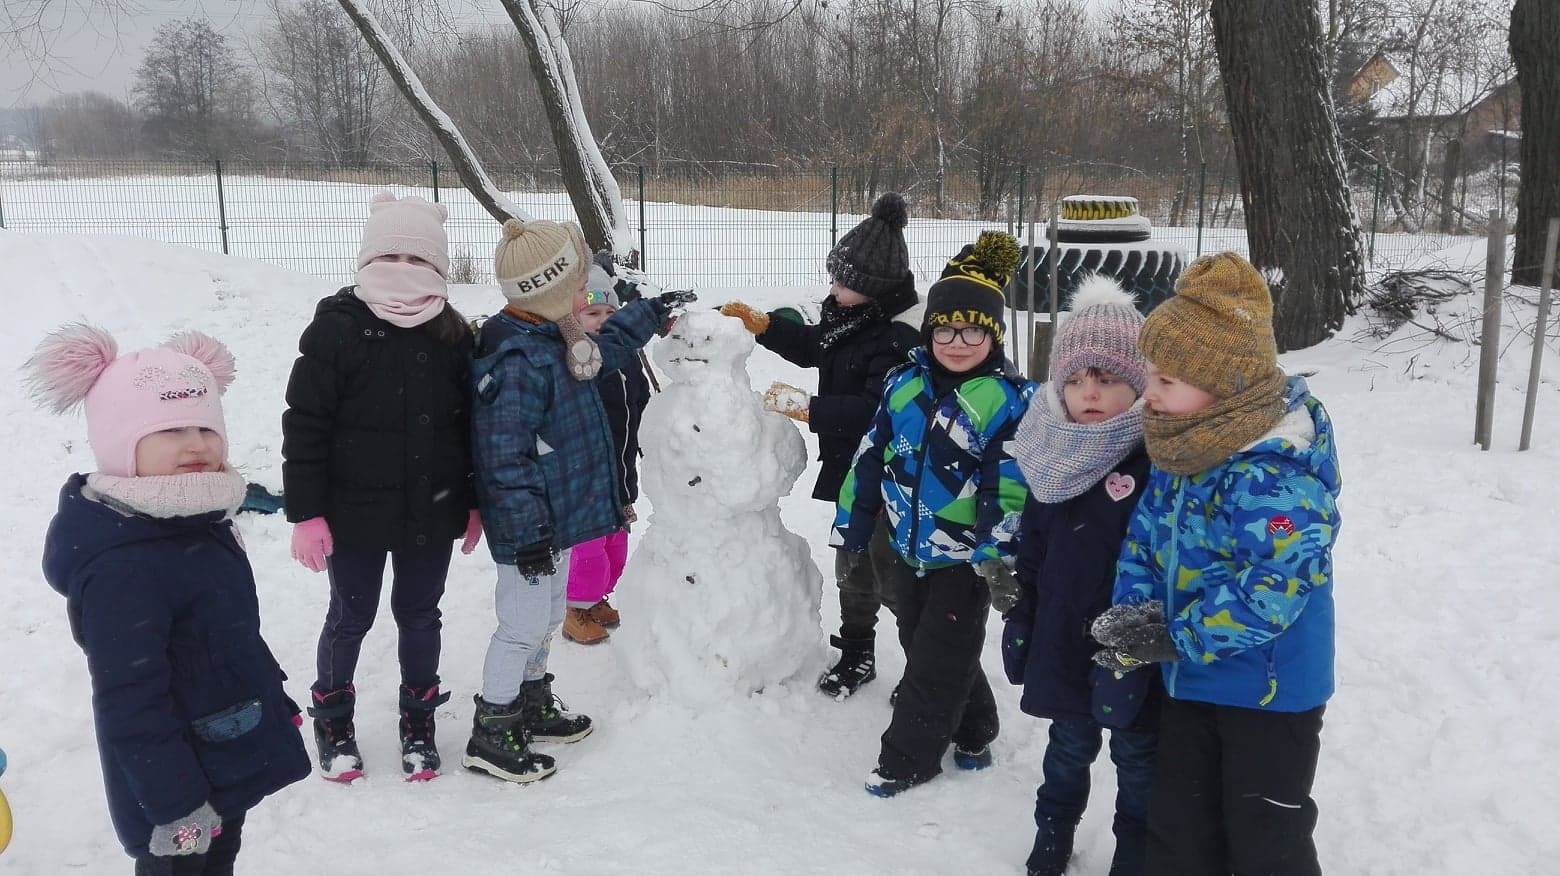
[667,357,709,364]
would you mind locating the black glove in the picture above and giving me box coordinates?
[656,289,698,310]
[1090,601,1166,648]
[837,549,866,578]
[515,541,556,579]
[591,249,617,274]
[974,559,1021,615]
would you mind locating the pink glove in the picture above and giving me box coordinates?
[460,509,483,555]
[291,517,333,573]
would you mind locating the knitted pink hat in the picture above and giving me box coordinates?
[23,324,236,477]
[357,191,451,278]
[1050,275,1147,393]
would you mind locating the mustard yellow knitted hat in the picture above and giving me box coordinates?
[1138,252,1280,399]
[494,218,589,322]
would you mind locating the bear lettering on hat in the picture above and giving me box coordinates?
[23,324,236,477]
[494,218,590,323]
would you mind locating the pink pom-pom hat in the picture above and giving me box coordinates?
[23,324,236,477]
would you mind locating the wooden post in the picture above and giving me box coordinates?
[1031,202,1062,382]
[1475,214,1507,450]
[1519,217,1560,451]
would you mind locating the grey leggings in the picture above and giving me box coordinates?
[480,550,571,705]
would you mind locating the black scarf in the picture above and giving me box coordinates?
[818,297,883,352]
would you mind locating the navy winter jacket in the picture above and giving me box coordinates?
[1004,447,1159,728]
[41,475,310,856]
[596,356,652,507]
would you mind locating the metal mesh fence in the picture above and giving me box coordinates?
[0,157,1486,290]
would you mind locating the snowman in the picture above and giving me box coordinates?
[613,310,824,703]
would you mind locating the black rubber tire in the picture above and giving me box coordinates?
[1011,244,1185,313]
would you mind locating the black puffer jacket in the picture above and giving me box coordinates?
[597,357,653,506]
[282,289,475,551]
[756,287,921,502]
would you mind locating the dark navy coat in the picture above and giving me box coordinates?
[42,475,310,856]
[597,356,652,507]
[1003,446,1160,728]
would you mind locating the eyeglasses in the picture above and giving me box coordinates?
[930,325,991,345]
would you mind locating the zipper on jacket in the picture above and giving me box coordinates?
[1164,475,1189,698]
[1258,645,1279,707]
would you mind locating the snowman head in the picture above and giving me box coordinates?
[654,311,753,384]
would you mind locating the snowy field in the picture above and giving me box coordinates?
[0,172,1473,289]
[0,227,1557,875]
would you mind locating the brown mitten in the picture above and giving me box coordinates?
[555,312,602,381]
[762,381,811,423]
[719,302,770,336]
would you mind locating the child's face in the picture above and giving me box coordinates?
[1143,362,1218,416]
[369,253,437,271]
[830,281,869,307]
[930,321,994,373]
[576,303,616,333]
[134,426,225,476]
[1061,368,1138,424]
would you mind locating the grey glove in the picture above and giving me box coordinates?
[1090,600,1166,648]
[974,559,1021,615]
[149,801,221,856]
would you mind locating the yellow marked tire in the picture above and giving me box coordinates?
[0,786,12,855]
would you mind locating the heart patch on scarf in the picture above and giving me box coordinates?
[1104,472,1136,502]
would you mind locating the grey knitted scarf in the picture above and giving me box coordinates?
[1013,383,1145,503]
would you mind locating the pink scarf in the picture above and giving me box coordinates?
[354,262,448,328]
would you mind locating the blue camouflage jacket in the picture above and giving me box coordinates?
[833,347,1036,569]
[1113,377,1340,712]
[471,299,664,562]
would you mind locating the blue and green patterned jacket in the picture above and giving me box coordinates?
[471,299,664,563]
[1113,377,1340,712]
[832,347,1036,569]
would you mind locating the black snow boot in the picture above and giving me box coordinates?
[1026,815,1079,876]
[817,635,876,699]
[520,673,594,743]
[462,694,556,784]
[308,686,364,782]
[399,682,452,781]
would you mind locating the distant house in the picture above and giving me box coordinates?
[1346,51,1521,168]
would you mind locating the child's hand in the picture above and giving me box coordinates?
[719,302,770,335]
[1090,601,1165,648]
[290,517,334,573]
[762,382,812,422]
[974,559,1021,614]
[658,289,698,310]
[460,510,483,555]
[149,802,222,856]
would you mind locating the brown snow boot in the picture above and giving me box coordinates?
[562,607,610,644]
[588,598,621,629]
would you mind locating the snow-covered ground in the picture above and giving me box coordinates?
[0,229,1556,875]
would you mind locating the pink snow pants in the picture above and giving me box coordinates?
[566,529,629,607]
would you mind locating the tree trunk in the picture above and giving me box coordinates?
[1210,0,1365,351]
[335,0,522,223]
[1510,0,1560,286]
[497,0,616,252]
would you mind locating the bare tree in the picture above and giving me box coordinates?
[40,91,143,157]
[1210,0,1365,349]
[133,18,258,160]
[1510,0,1559,286]
[259,0,384,167]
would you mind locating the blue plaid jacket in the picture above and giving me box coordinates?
[471,299,664,562]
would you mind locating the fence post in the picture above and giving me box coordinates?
[1519,217,1560,451]
[1475,213,1507,450]
[430,160,440,203]
[214,159,230,256]
[638,165,646,272]
[1013,166,1026,363]
[830,166,839,246]
[1196,161,1207,257]
[1369,162,1383,266]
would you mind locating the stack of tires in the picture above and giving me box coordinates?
[1010,195,1185,314]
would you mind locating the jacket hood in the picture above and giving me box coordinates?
[1237,376,1341,496]
[42,474,228,601]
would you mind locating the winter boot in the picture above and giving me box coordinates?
[399,683,452,782]
[462,695,556,784]
[817,635,876,699]
[562,607,610,645]
[588,598,621,629]
[308,686,363,783]
[520,673,593,743]
[953,744,994,770]
[864,766,930,799]
[1026,816,1079,876]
